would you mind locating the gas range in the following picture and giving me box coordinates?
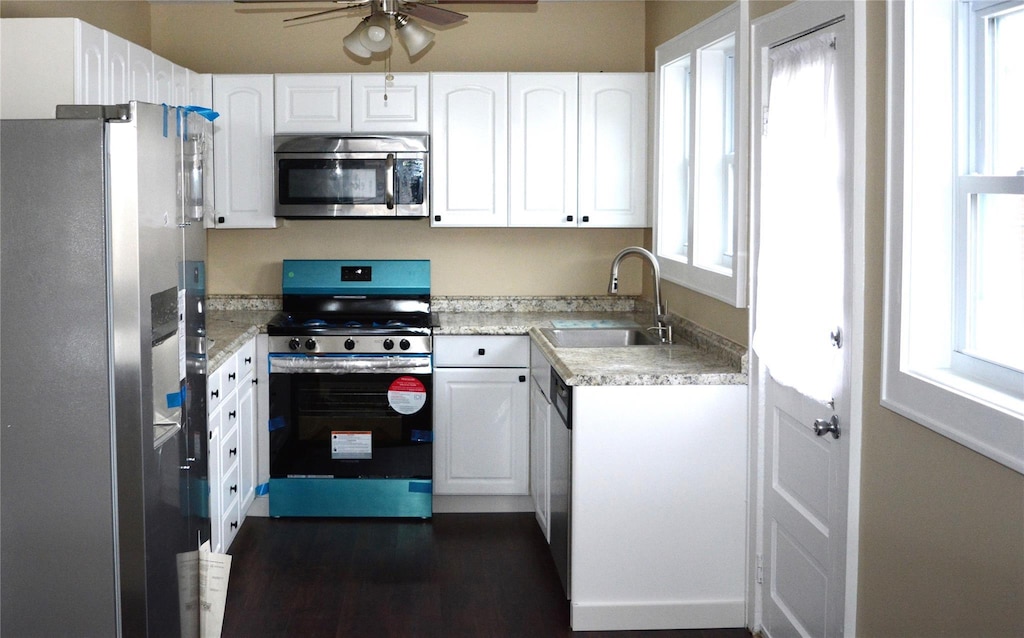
[266,259,435,356]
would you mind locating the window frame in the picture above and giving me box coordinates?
[882,0,1024,474]
[653,2,749,308]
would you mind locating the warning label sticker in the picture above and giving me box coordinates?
[387,376,427,415]
[332,431,372,460]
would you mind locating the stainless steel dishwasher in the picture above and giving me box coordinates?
[550,368,572,599]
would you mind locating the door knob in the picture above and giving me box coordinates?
[813,415,841,439]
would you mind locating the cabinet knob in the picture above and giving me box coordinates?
[519,375,526,382]
[478,348,486,356]
[230,484,238,493]
[566,215,573,222]
[581,215,590,223]
[244,356,252,364]
[230,521,238,530]
[434,215,442,222]
[228,372,236,381]
[229,410,237,420]
[229,447,237,456]
[211,389,219,399]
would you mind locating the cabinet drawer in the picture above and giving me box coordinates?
[218,402,240,471]
[219,497,241,551]
[219,464,241,513]
[236,338,256,379]
[434,335,529,368]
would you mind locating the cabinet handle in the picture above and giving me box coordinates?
[230,521,238,530]
[228,372,236,381]
[252,378,258,385]
[230,484,238,493]
[211,389,219,399]
[229,447,237,456]
[229,410,237,420]
[244,356,252,364]
[478,348,486,356]
[385,153,395,210]
[519,375,526,382]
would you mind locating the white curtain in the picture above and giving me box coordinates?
[752,33,844,403]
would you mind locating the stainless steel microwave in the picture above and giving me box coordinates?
[274,134,428,219]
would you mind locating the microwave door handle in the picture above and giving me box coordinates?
[385,153,395,210]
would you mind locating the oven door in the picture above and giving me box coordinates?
[268,355,432,480]
[275,152,427,218]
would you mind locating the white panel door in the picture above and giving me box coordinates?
[351,72,429,132]
[75,20,105,105]
[751,3,863,637]
[153,53,173,105]
[430,73,509,227]
[212,74,278,228]
[433,367,529,495]
[128,42,153,103]
[578,73,648,228]
[509,73,578,227]
[274,73,352,133]
[106,32,130,104]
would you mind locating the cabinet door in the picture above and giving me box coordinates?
[530,380,551,542]
[188,71,213,109]
[433,367,530,494]
[351,72,429,132]
[430,73,509,227]
[509,73,578,228]
[106,32,130,104]
[128,41,153,103]
[578,73,648,228]
[212,74,278,228]
[237,370,257,516]
[207,406,223,554]
[76,19,105,105]
[275,73,352,133]
[171,64,189,108]
[153,53,173,105]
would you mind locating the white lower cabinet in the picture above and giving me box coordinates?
[207,336,258,553]
[529,379,551,541]
[433,336,530,495]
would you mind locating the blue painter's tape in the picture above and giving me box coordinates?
[268,416,286,432]
[411,429,432,443]
[184,105,220,121]
[408,480,431,494]
[162,104,169,138]
[166,390,182,409]
[255,482,270,496]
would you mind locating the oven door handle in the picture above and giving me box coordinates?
[385,153,395,210]
[269,354,431,375]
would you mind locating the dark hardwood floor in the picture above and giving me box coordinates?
[222,512,751,638]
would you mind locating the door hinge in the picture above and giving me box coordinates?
[756,554,764,584]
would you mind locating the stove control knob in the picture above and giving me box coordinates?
[305,338,317,351]
[399,339,411,351]
[288,338,301,351]
[344,338,356,351]
[382,338,395,351]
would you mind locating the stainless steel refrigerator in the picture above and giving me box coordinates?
[1,102,212,637]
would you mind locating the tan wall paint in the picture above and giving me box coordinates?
[856,2,1024,636]
[2,1,1022,634]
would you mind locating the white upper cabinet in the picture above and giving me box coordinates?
[351,72,429,132]
[129,41,154,104]
[77,20,105,106]
[509,73,579,228]
[430,73,509,227]
[188,71,213,109]
[106,32,130,104]
[578,73,648,227]
[153,54,173,106]
[274,74,353,134]
[212,75,278,228]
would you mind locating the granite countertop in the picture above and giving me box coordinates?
[436,310,747,386]
[205,297,747,386]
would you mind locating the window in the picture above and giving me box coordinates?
[654,3,748,308]
[883,0,1024,472]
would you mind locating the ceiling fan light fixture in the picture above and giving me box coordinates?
[343,18,373,59]
[395,14,434,57]
[359,11,393,53]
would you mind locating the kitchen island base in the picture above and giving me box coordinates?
[570,383,747,631]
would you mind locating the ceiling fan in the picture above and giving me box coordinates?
[234,0,537,59]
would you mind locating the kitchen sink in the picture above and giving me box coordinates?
[540,327,660,348]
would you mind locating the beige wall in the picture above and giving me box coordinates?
[2,1,1022,634]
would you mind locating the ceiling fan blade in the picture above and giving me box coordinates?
[433,0,537,4]
[401,3,467,26]
[283,3,366,23]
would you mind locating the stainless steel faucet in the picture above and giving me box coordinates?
[607,246,671,343]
